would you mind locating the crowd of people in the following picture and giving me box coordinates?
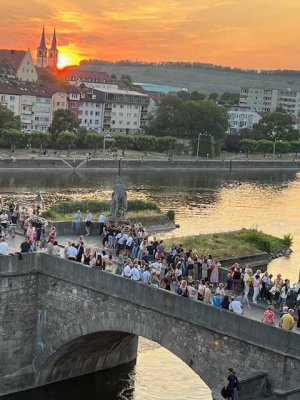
[0,202,299,332]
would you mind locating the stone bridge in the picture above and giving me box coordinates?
[0,254,299,399]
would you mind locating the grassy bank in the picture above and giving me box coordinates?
[163,230,292,259]
[42,199,161,220]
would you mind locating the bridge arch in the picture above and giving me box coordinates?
[35,312,213,395]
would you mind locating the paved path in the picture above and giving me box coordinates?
[4,233,299,333]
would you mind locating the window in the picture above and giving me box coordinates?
[112,120,115,124]
[119,121,123,124]
[95,120,99,125]
[95,111,100,116]
[85,111,88,115]
[71,102,77,108]
[127,121,130,125]
[90,119,93,124]
[90,111,93,115]
[57,102,60,106]
[119,112,123,116]
[84,119,88,124]
[10,96,15,101]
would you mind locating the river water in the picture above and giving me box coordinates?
[1,168,300,400]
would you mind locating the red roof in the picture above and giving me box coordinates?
[0,49,26,73]
[58,67,110,82]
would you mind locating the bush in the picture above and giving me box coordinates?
[43,199,161,219]
[238,230,286,253]
[166,209,175,222]
[282,233,293,248]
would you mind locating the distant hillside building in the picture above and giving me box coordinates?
[228,106,261,134]
[0,49,37,81]
[59,67,119,90]
[239,87,300,116]
[36,26,58,71]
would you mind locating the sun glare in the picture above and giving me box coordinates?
[57,53,73,69]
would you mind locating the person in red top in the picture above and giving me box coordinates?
[48,226,56,243]
[262,305,275,325]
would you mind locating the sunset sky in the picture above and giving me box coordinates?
[1,0,300,69]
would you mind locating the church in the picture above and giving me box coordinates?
[36,26,58,71]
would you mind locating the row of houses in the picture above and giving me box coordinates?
[0,80,151,133]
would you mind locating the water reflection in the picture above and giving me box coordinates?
[2,339,211,400]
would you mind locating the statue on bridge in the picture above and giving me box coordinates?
[110,181,128,220]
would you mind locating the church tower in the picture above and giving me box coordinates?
[36,25,47,68]
[48,28,58,71]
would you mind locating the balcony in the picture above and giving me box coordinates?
[22,109,32,115]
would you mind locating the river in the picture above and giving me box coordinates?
[1,168,299,400]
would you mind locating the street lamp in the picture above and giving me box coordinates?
[271,130,277,159]
[197,133,202,160]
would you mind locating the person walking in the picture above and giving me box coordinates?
[85,209,93,236]
[74,210,81,235]
[221,368,238,400]
[252,270,262,304]
[98,213,106,236]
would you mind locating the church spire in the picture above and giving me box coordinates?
[39,25,47,50]
[36,25,47,68]
[50,28,57,51]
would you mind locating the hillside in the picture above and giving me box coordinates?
[80,62,300,94]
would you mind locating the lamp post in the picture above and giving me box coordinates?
[271,130,277,159]
[196,133,202,160]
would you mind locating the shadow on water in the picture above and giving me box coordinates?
[0,169,297,191]
[1,362,136,400]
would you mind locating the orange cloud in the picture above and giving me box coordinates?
[1,0,300,69]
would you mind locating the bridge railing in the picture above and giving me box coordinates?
[1,252,299,362]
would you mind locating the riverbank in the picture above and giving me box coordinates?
[1,157,300,170]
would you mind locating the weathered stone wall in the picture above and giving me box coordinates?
[0,255,39,392]
[1,254,300,399]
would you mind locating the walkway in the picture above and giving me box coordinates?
[5,233,299,332]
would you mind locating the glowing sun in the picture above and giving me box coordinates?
[57,53,73,69]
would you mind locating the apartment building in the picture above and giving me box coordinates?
[239,87,300,116]
[99,88,149,133]
[78,90,105,132]
[59,68,119,91]
[228,106,261,134]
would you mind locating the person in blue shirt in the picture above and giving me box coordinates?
[212,292,222,308]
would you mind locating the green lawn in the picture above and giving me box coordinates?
[163,230,291,259]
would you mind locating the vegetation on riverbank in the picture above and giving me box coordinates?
[42,199,161,220]
[163,229,292,259]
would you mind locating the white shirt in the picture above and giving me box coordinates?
[98,214,106,223]
[86,212,93,222]
[126,236,133,246]
[0,241,9,255]
[123,265,132,278]
[229,300,243,315]
[67,246,78,258]
[131,266,141,281]
[142,270,151,284]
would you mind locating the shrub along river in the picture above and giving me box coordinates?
[1,168,299,400]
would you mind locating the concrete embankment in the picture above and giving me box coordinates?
[1,158,300,170]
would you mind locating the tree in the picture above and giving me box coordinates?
[75,127,88,148]
[253,112,300,142]
[177,90,190,101]
[134,135,156,155]
[49,109,79,144]
[0,129,24,149]
[114,134,134,156]
[208,92,219,102]
[58,131,77,154]
[256,140,273,158]
[190,91,206,101]
[218,92,239,106]
[289,141,300,157]
[85,132,104,157]
[239,139,257,157]
[29,131,51,152]
[276,141,290,157]
[121,74,133,88]
[155,136,177,153]
[0,104,21,132]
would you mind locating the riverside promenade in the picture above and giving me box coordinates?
[1,157,300,170]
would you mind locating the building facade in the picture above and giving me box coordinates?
[239,87,300,116]
[228,106,262,134]
[0,49,38,82]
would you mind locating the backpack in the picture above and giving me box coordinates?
[176,286,183,295]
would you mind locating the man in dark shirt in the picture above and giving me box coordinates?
[222,368,238,399]
[20,238,31,253]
